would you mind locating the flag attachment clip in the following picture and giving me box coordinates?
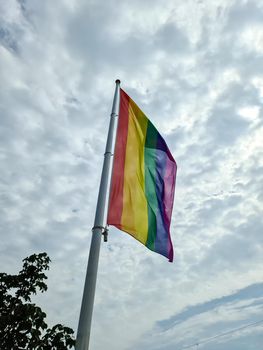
[102,226,108,242]
[92,225,108,242]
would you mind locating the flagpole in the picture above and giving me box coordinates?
[75,80,121,350]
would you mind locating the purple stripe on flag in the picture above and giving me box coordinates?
[154,135,175,261]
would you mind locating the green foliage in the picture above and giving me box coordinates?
[0,253,75,349]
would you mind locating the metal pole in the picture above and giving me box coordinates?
[75,80,121,350]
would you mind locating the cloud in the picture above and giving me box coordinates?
[134,283,263,350]
[157,283,263,332]
[0,1,263,350]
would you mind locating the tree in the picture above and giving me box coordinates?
[0,253,75,349]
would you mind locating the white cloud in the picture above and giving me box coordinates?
[0,0,263,349]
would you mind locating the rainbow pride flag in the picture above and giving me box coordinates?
[107,89,177,262]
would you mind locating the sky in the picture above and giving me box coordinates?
[0,0,263,349]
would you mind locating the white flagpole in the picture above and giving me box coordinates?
[75,80,121,350]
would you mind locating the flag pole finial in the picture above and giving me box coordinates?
[115,79,121,84]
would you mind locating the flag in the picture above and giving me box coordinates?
[107,89,177,262]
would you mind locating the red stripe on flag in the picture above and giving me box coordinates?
[107,89,129,226]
